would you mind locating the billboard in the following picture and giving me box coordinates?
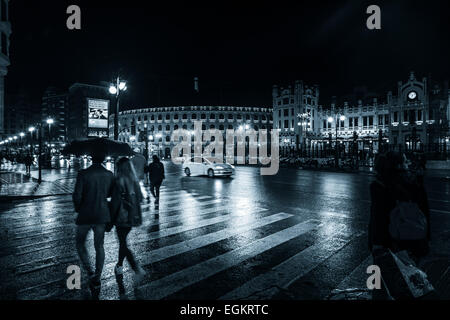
[88,99,109,129]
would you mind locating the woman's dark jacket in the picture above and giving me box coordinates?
[368,173,430,255]
[109,178,143,228]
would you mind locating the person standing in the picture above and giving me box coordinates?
[147,155,165,210]
[110,157,146,287]
[72,151,114,299]
[24,153,33,175]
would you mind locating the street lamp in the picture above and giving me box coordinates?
[109,76,128,141]
[328,113,346,168]
[46,118,54,141]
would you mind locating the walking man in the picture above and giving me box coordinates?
[72,150,114,299]
[147,155,165,210]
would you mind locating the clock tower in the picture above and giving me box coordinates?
[388,72,429,151]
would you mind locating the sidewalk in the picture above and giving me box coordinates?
[0,163,77,200]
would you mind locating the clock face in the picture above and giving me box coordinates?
[408,91,417,100]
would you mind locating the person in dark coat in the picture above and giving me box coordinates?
[110,157,145,287]
[369,151,430,259]
[72,151,114,295]
[24,153,33,175]
[147,155,165,209]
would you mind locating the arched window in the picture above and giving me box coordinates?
[219,114,225,119]
[151,115,155,121]
[202,124,206,130]
[201,114,206,120]
[158,125,162,131]
[246,114,250,120]
[166,114,170,121]
[182,124,187,130]
[191,113,197,120]
[174,124,179,130]
[166,136,171,142]
[210,114,215,120]
[158,115,162,120]
[237,114,242,120]
[228,124,233,130]
[182,114,187,120]
[254,125,259,131]
[219,124,224,130]
[262,115,267,121]
[210,124,215,129]
[166,125,170,131]
[228,114,233,120]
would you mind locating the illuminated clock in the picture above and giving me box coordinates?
[408,91,418,100]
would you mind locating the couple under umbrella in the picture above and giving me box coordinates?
[68,138,146,298]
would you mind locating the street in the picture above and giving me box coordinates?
[1,162,450,300]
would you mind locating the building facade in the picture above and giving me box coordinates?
[42,87,68,143]
[0,0,10,135]
[273,73,450,156]
[66,83,111,141]
[110,105,273,158]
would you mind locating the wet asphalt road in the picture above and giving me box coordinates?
[0,161,449,300]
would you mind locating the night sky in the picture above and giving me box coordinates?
[6,0,450,108]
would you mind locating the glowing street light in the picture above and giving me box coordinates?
[109,76,128,140]
[327,117,334,123]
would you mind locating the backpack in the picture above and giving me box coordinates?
[389,201,427,241]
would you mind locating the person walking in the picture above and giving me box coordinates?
[131,151,148,199]
[369,151,431,299]
[72,150,114,299]
[147,155,165,210]
[24,153,33,175]
[110,157,146,287]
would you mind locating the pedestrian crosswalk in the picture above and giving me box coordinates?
[0,186,375,301]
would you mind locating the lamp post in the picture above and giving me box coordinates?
[328,114,346,168]
[109,77,127,141]
[144,124,149,161]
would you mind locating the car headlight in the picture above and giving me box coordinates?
[215,166,224,170]
[230,165,235,169]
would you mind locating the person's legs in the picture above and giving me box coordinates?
[149,182,156,198]
[116,227,137,270]
[75,225,93,276]
[92,224,106,282]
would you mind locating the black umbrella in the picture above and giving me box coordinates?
[62,138,134,157]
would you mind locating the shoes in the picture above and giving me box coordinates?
[114,264,124,276]
[88,276,101,300]
[134,266,146,287]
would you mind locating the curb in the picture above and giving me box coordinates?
[0,193,71,202]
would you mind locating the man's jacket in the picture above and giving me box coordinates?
[72,163,114,225]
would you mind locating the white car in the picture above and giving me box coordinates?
[183,156,235,177]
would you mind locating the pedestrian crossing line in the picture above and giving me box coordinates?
[141,195,212,209]
[11,203,234,240]
[7,195,208,230]
[131,209,266,244]
[12,204,263,255]
[143,206,268,227]
[142,199,223,214]
[218,232,359,300]
[98,212,293,291]
[137,219,322,299]
[431,209,450,215]
[142,207,269,230]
